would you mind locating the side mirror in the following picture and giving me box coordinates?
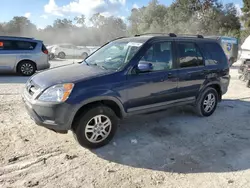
[137,61,153,73]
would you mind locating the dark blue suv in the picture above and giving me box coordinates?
[22,33,230,148]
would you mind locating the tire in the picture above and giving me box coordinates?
[195,87,219,117]
[49,53,55,60]
[73,105,118,149]
[17,61,36,76]
[81,52,88,59]
[58,52,66,59]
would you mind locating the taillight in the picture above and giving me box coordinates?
[43,49,48,54]
[42,44,48,55]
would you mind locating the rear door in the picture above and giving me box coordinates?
[176,40,207,98]
[0,40,17,72]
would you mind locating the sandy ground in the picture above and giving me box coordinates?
[0,60,250,188]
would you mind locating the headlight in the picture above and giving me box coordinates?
[38,83,74,102]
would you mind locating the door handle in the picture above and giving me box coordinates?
[167,73,173,78]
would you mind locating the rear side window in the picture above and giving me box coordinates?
[16,41,37,50]
[42,44,47,51]
[0,40,37,50]
[201,42,228,65]
[177,42,203,68]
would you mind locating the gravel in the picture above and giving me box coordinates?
[0,60,250,188]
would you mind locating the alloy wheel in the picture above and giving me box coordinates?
[203,93,216,113]
[85,115,112,143]
[21,63,34,75]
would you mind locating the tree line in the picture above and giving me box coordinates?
[0,0,249,46]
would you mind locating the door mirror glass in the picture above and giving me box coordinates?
[137,61,153,72]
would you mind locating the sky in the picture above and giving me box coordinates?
[0,0,244,29]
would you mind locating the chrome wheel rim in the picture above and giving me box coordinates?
[85,115,112,143]
[203,93,216,113]
[21,63,33,75]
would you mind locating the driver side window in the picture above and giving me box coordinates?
[141,41,173,71]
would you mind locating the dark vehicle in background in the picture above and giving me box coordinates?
[23,33,230,148]
[0,36,50,76]
[205,36,239,66]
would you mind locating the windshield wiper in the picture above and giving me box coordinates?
[83,60,89,65]
[91,63,108,70]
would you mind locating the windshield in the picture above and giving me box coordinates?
[84,41,143,70]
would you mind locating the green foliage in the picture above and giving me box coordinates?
[128,0,241,37]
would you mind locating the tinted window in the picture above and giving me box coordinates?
[0,40,37,50]
[202,42,228,65]
[16,41,37,50]
[177,42,203,68]
[0,40,14,50]
[42,44,47,51]
[141,41,173,71]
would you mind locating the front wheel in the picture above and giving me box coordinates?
[195,87,219,117]
[73,106,118,149]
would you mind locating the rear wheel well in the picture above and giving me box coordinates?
[16,60,37,72]
[208,84,222,101]
[72,100,122,130]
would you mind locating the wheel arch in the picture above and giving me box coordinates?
[71,96,126,130]
[16,59,37,72]
[198,82,222,102]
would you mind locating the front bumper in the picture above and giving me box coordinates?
[22,90,76,133]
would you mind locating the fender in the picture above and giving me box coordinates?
[67,89,127,127]
[75,95,126,116]
[197,80,222,99]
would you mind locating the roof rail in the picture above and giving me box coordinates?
[177,34,204,38]
[110,36,127,42]
[0,36,34,40]
[134,33,205,38]
[135,33,177,37]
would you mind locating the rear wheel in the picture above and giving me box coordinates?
[58,52,66,59]
[195,87,218,117]
[17,61,36,76]
[49,53,55,60]
[73,105,118,149]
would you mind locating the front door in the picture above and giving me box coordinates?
[126,41,178,113]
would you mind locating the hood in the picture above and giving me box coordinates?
[29,63,110,89]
